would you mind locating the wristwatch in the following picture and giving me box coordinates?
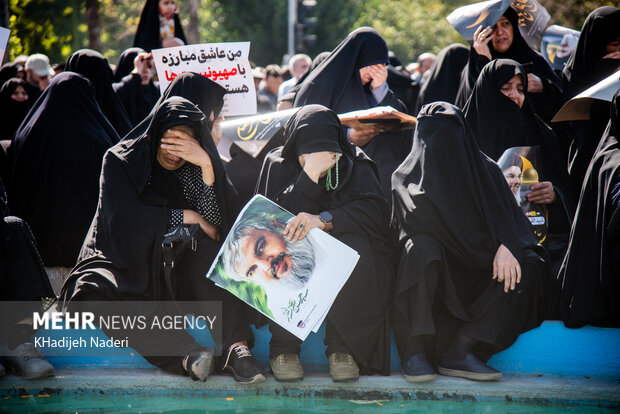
[319,211,333,225]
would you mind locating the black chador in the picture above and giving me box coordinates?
[257,105,396,375]
[391,102,551,364]
[455,7,563,124]
[293,27,413,200]
[557,90,620,329]
[59,97,253,373]
[134,0,187,52]
[7,72,119,267]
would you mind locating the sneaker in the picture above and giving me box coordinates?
[438,353,502,381]
[185,348,215,382]
[401,354,436,383]
[328,352,359,382]
[220,344,266,383]
[3,343,54,379]
[270,353,304,382]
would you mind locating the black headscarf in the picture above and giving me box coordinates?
[66,49,132,137]
[456,7,562,123]
[557,90,620,328]
[0,62,24,87]
[60,96,239,303]
[134,0,187,52]
[393,102,541,270]
[7,72,119,267]
[113,47,145,83]
[293,27,389,113]
[562,6,620,102]
[415,43,469,114]
[0,78,31,141]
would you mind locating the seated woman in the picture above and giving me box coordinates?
[391,102,552,382]
[59,96,265,383]
[293,27,413,200]
[256,104,396,382]
[463,58,574,277]
[455,7,563,124]
[557,89,620,328]
[7,72,119,268]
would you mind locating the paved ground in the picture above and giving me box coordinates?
[1,369,619,408]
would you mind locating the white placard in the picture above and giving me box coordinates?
[152,42,256,116]
[0,27,10,62]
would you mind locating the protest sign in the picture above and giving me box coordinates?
[218,108,300,158]
[206,195,360,340]
[152,42,255,116]
[540,25,580,71]
[553,72,620,122]
[338,106,417,134]
[0,27,9,62]
[447,0,550,48]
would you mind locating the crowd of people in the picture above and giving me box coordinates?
[0,0,618,386]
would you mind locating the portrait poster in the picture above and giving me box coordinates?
[540,25,580,71]
[447,0,550,48]
[206,195,360,340]
[498,146,548,244]
[152,42,256,116]
[217,108,300,159]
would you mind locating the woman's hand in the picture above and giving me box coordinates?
[284,212,325,242]
[183,209,221,242]
[527,181,556,204]
[160,128,215,185]
[473,25,494,60]
[349,127,379,147]
[300,151,341,183]
[493,244,521,293]
[366,64,388,90]
[527,73,544,94]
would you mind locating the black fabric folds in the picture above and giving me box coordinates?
[562,7,620,101]
[257,104,395,375]
[134,0,187,52]
[66,49,132,137]
[0,78,31,141]
[415,43,469,114]
[557,90,620,328]
[59,96,240,303]
[0,63,23,87]
[113,47,145,82]
[455,7,563,123]
[7,72,119,267]
[113,73,160,127]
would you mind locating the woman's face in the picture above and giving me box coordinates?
[491,16,514,53]
[503,165,522,196]
[605,37,620,54]
[500,74,525,108]
[158,0,177,19]
[156,128,188,170]
[240,229,293,284]
[10,85,28,102]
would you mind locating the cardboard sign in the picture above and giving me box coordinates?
[541,25,580,71]
[152,42,256,116]
[553,72,620,122]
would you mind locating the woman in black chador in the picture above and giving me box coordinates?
[463,59,574,277]
[391,102,551,383]
[455,7,562,124]
[59,96,266,383]
[557,89,620,329]
[256,104,395,382]
[7,72,119,268]
[414,43,469,114]
[66,49,132,137]
[0,78,31,141]
[134,0,187,52]
[293,27,413,200]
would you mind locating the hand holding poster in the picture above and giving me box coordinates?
[206,195,360,340]
[541,25,580,71]
[447,0,550,48]
[152,42,256,116]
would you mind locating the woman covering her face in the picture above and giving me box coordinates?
[463,59,574,276]
[0,78,31,141]
[391,102,552,383]
[293,27,413,200]
[558,89,620,329]
[256,104,396,381]
[59,95,265,383]
[456,7,563,125]
[7,72,119,267]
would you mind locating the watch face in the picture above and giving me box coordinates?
[320,211,333,223]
